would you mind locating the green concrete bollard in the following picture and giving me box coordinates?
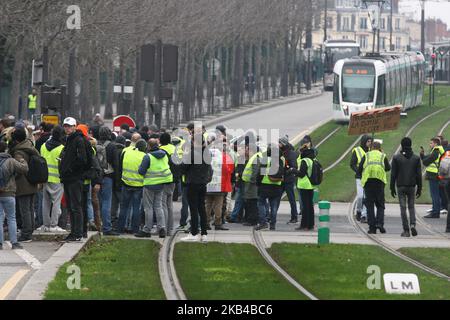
[313,189,320,204]
[318,201,330,245]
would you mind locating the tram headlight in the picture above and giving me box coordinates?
[342,105,349,116]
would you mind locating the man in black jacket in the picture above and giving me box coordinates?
[390,137,422,237]
[279,137,299,224]
[60,117,91,241]
[180,127,213,242]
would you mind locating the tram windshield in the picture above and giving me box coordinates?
[342,64,375,103]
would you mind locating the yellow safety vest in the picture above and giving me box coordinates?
[361,150,387,187]
[122,148,145,187]
[40,144,64,184]
[143,154,173,186]
[261,157,282,186]
[122,145,133,155]
[296,157,314,190]
[426,146,445,174]
[352,146,366,167]
[242,152,262,183]
[160,144,175,157]
[28,94,37,109]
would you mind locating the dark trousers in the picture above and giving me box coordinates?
[179,183,189,226]
[244,199,258,225]
[64,180,84,238]
[439,182,448,211]
[81,184,90,236]
[397,186,416,231]
[299,189,314,229]
[364,182,385,229]
[16,194,35,238]
[282,181,298,219]
[111,188,122,229]
[187,183,208,236]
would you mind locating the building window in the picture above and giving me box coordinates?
[396,37,401,49]
[360,17,368,30]
[380,18,386,30]
[343,35,349,40]
[326,17,333,29]
[381,37,386,50]
[360,35,368,49]
[395,18,401,30]
[343,17,350,30]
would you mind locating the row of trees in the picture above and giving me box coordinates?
[0,0,323,127]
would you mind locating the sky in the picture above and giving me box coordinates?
[399,1,450,27]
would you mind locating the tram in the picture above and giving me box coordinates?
[332,52,426,122]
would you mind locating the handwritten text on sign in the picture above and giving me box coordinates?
[348,105,402,136]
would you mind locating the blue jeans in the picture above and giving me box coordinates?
[257,195,281,226]
[87,184,94,222]
[179,183,189,226]
[282,181,298,219]
[429,179,441,215]
[230,186,245,221]
[0,197,18,244]
[99,177,113,232]
[118,186,143,233]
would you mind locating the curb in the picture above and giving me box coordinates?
[15,232,100,300]
[176,87,324,129]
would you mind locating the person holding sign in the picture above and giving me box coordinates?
[357,141,391,234]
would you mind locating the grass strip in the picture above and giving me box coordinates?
[269,243,450,300]
[174,242,306,300]
[399,247,450,276]
[45,238,164,300]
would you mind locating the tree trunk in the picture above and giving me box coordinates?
[281,32,289,97]
[118,48,125,116]
[133,48,143,125]
[263,39,270,100]
[231,41,241,108]
[10,44,24,117]
[255,39,262,103]
[105,56,114,119]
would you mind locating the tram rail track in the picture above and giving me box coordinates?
[159,230,187,300]
[252,228,319,300]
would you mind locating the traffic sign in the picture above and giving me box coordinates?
[113,115,136,133]
[41,114,60,126]
[348,105,402,135]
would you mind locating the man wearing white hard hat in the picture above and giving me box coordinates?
[60,117,92,241]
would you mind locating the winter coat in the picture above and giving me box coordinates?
[390,147,422,191]
[9,139,39,196]
[139,148,172,191]
[180,144,213,185]
[114,143,126,191]
[243,153,259,200]
[350,134,371,179]
[282,147,299,184]
[60,131,91,183]
[257,152,284,198]
[0,153,28,197]
[206,149,235,194]
[421,148,441,180]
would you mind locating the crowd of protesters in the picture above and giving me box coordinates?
[1,112,450,249]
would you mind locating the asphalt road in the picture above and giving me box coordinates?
[213,92,333,143]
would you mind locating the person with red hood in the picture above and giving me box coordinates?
[205,135,235,231]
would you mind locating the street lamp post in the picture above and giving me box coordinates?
[389,0,393,50]
[421,0,425,54]
[324,0,328,42]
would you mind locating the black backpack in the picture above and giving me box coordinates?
[26,154,49,184]
[308,158,323,186]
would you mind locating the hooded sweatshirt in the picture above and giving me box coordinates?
[9,139,40,196]
[139,147,170,191]
[350,135,371,179]
[390,146,422,191]
[60,131,91,183]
